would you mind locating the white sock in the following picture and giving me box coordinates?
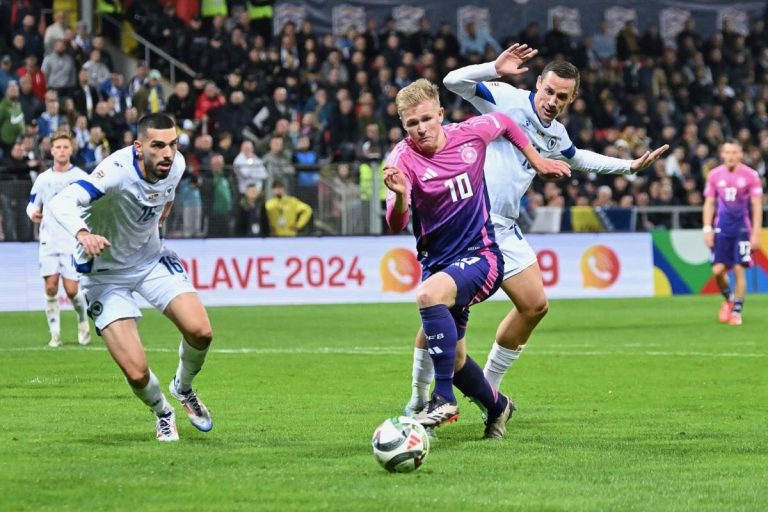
[45,293,60,338]
[131,370,172,416]
[174,338,209,393]
[409,348,434,406]
[71,291,88,323]
[483,342,524,390]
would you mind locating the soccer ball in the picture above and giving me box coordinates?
[371,416,430,473]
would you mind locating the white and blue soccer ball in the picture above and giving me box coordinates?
[371,416,430,473]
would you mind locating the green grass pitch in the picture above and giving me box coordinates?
[1,295,766,511]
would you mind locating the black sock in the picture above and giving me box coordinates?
[453,355,506,417]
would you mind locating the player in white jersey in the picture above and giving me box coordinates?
[47,113,214,442]
[403,45,669,419]
[26,130,91,348]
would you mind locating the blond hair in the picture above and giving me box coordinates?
[395,78,440,117]
[51,130,73,144]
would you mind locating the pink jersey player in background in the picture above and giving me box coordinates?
[383,78,570,438]
[703,139,763,325]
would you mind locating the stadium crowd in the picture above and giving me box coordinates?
[2,1,768,241]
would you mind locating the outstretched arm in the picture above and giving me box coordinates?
[568,145,669,175]
[444,43,537,98]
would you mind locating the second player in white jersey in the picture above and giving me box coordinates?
[445,62,636,222]
[28,164,89,257]
[26,131,91,348]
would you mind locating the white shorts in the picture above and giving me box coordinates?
[81,248,197,332]
[492,214,538,280]
[39,253,80,280]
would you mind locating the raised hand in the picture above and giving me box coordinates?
[383,165,408,195]
[494,43,539,77]
[631,144,670,173]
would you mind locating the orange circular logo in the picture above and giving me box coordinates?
[380,248,421,292]
[581,245,620,289]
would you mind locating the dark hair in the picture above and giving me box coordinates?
[541,60,580,93]
[137,113,175,138]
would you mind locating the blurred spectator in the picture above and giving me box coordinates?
[82,49,111,89]
[356,122,384,162]
[178,175,203,237]
[263,136,295,190]
[639,23,664,58]
[41,39,77,95]
[543,17,572,58]
[616,21,638,60]
[592,20,616,60]
[36,97,63,138]
[212,90,253,144]
[0,81,24,152]
[100,72,132,114]
[91,36,114,72]
[194,81,226,132]
[9,34,28,70]
[0,56,16,99]
[20,14,43,62]
[459,21,501,59]
[293,135,318,165]
[127,61,149,97]
[200,35,231,84]
[328,96,357,161]
[207,153,234,238]
[235,183,267,237]
[44,11,68,55]
[264,180,313,236]
[17,75,43,124]
[252,86,296,137]
[166,81,196,124]
[233,140,268,195]
[16,55,46,101]
[76,125,109,171]
[133,69,166,114]
[0,141,32,240]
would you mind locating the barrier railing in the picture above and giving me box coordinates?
[98,13,196,84]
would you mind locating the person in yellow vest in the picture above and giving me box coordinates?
[201,0,228,18]
[265,180,313,236]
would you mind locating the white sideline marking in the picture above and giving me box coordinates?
[1,346,766,358]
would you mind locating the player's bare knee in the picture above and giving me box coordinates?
[44,285,58,297]
[186,325,213,348]
[125,367,150,388]
[521,297,549,320]
[415,287,442,308]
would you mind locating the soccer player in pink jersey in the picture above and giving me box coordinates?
[384,78,570,438]
[703,140,763,325]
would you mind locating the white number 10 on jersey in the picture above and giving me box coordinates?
[445,172,474,203]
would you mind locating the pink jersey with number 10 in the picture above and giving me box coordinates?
[385,112,530,269]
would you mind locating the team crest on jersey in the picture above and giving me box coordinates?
[546,137,558,150]
[717,180,727,187]
[94,169,105,179]
[164,186,174,196]
[737,178,746,187]
[460,143,478,164]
